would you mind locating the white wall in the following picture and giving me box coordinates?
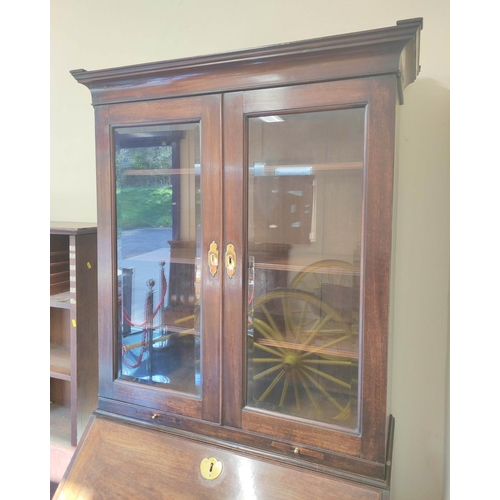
[50,1,450,498]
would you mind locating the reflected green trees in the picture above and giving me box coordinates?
[116,146,173,229]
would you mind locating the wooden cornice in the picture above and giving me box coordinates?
[71,18,422,106]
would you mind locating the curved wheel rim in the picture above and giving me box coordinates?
[248,289,357,423]
[290,259,354,292]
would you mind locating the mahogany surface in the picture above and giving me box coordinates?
[54,414,388,500]
[71,18,422,106]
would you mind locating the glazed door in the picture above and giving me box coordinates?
[223,77,397,464]
[96,95,222,422]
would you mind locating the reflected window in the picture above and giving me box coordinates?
[115,123,202,396]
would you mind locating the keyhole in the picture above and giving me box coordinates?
[201,457,222,480]
[228,256,233,266]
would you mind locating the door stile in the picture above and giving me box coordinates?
[200,94,224,423]
[222,92,246,428]
[359,75,398,464]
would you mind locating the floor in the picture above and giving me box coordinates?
[50,442,74,498]
[50,482,58,498]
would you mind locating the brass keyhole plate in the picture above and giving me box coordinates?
[208,241,219,277]
[200,457,223,480]
[225,243,236,278]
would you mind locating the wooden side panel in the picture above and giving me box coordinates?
[55,415,387,500]
[359,75,398,463]
[74,232,99,442]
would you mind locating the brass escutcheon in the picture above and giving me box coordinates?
[200,457,223,480]
[225,244,236,278]
[208,241,219,277]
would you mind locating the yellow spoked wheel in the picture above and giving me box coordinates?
[290,259,354,291]
[290,260,358,334]
[248,289,358,424]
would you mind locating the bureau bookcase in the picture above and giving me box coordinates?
[55,18,422,499]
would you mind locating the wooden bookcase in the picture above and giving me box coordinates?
[55,19,423,499]
[50,222,98,480]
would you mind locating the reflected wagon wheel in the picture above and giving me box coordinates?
[290,259,353,293]
[248,289,357,422]
[290,259,358,335]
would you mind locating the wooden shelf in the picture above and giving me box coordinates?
[255,337,359,360]
[121,162,364,178]
[254,261,360,275]
[50,344,71,380]
[50,221,97,235]
[50,291,71,309]
[251,162,364,173]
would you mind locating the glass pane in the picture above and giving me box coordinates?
[115,123,201,396]
[246,109,364,431]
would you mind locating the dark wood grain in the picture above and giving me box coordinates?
[55,415,387,500]
[95,96,224,421]
[359,76,398,463]
[222,91,246,429]
[200,94,224,423]
[71,19,422,106]
[73,232,99,443]
[96,401,387,482]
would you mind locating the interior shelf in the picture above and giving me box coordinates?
[50,344,71,380]
[50,291,71,309]
[122,161,364,178]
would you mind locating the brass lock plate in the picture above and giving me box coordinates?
[225,243,236,278]
[208,241,219,277]
[200,457,223,480]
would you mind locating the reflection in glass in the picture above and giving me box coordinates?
[246,109,364,430]
[115,123,201,396]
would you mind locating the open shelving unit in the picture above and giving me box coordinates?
[50,222,98,482]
